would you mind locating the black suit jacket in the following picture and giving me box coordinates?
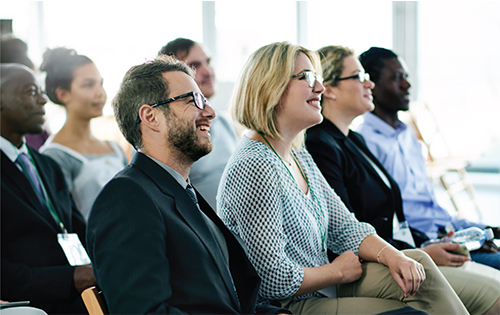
[87,152,286,314]
[1,147,88,314]
[306,119,416,248]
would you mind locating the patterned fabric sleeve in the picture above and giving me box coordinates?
[218,145,304,300]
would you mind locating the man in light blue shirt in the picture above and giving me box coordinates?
[357,47,499,269]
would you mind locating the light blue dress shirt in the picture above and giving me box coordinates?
[356,112,485,239]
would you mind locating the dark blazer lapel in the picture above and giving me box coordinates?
[344,132,394,194]
[348,132,406,222]
[195,191,260,313]
[1,151,59,230]
[30,148,71,229]
[132,153,241,310]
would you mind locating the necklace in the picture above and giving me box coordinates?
[282,157,293,166]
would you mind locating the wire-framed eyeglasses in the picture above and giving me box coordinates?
[292,71,323,88]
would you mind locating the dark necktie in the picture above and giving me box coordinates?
[16,152,48,211]
[186,184,200,209]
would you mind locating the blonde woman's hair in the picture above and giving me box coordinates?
[230,41,321,148]
[317,45,354,87]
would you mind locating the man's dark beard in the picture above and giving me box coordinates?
[166,110,212,163]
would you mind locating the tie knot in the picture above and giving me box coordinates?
[186,184,199,207]
[17,152,30,164]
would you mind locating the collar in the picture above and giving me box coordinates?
[361,112,407,137]
[1,136,29,163]
[312,118,348,141]
[144,154,190,189]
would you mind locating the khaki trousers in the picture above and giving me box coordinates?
[439,261,500,314]
[280,249,468,315]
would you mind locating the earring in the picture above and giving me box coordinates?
[331,95,336,99]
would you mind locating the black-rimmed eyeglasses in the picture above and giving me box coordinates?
[292,71,323,88]
[336,71,370,83]
[136,91,208,124]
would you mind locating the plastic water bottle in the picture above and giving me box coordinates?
[421,227,494,251]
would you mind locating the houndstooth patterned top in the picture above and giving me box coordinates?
[217,136,376,302]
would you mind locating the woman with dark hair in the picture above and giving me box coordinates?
[306,44,500,315]
[40,47,127,220]
[217,41,468,315]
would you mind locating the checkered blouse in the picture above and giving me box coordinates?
[217,136,376,302]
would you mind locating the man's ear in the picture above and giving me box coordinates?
[322,83,337,100]
[55,87,70,104]
[138,104,161,132]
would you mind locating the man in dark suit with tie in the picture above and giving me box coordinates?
[86,55,290,314]
[0,63,96,313]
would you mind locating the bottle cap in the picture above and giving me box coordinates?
[484,228,494,240]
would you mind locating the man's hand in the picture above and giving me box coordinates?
[421,243,471,266]
[74,264,97,293]
[383,252,426,298]
[329,251,363,284]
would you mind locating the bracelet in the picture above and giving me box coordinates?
[377,245,391,264]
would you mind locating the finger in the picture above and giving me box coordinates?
[448,253,470,264]
[393,272,408,298]
[416,262,426,283]
[409,265,421,296]
[400,266,414,297]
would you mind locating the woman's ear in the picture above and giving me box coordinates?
[322,83,337,100]
[55,87,70,104]
[138,104,161,132]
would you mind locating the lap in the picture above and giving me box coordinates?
[439,261,500,314]
[280,297,406,315]
[337,249,468,315]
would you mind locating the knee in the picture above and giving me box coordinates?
[402,249,434,265]
[402,249,435,268]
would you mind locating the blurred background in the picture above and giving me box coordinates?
[1,1,498,225]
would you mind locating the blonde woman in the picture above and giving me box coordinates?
[217,42,468,315]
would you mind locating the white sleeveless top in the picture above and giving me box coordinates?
[41,138,127,220]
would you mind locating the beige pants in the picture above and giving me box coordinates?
[280,249,468,315]
[439,261,500,314]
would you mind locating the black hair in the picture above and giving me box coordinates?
[0,35,35,70]
[359,47,398,84]
[158,38,196,60]
[40,47,93,105]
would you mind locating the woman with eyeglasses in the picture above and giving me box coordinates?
[305,45,500,315]
[217,41,468,314]
[40,47,128,220]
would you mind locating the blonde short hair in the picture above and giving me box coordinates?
[317,45,354,87]
[231,41,321,148]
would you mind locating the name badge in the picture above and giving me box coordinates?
[58,233,91,266]
[393,214,415,247]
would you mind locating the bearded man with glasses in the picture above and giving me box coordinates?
[86,55,291,314]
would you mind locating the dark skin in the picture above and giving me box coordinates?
[371,57,411,129]
[371,57,499,253]
[0,64,96,292]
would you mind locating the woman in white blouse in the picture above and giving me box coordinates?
[217,41,467,315]
[39,48,127,220]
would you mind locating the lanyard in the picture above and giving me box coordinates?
[258,133,326,253]
[17,151,67,233]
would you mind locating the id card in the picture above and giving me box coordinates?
[393,215,415,247]
[57,233,91,266]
